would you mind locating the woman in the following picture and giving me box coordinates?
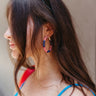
[4,0,96,96]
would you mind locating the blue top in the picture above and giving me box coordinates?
[14,83,96,96]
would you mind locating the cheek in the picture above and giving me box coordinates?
[25,31,42,58]
[26,28,32,58]
[25,38,32,58]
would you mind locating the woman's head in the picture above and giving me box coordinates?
[4,0,55,60]
[4,0,96,95]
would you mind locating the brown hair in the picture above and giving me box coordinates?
[6,0,96,95]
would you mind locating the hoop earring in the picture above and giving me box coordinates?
[43,36,52,53]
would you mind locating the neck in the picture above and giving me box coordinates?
[31,52,62,84]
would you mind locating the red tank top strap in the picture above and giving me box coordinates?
[19,66,35,87]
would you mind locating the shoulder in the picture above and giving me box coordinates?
[71,87,94,96]
[62,85,94,96]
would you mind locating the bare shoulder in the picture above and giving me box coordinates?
[72,87,94,96]
[62,86,94,96]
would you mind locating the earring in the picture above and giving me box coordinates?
[49,37,51,40]
[43,36,52,53]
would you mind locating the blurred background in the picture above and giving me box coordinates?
[0,0,96,96]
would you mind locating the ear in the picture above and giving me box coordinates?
[43,23,54,38]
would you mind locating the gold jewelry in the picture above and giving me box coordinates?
[49,37,51,40]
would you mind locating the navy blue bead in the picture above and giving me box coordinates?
[47,50,50,53]
[43,41,45,47]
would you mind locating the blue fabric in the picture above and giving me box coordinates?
[14,82,25,96]
[14,83,96,96]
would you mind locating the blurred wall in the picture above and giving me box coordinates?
[64,0,96,84]
[0,0,96,96]
[63,0,96,84]
[0,0,15,96]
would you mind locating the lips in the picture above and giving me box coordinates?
[9,42,15,49]
[10,44,15,46]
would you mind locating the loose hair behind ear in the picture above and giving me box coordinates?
[6,0,96,96]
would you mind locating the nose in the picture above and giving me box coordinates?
[4,28,12,40]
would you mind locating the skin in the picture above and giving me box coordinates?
[4,18,93,96]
